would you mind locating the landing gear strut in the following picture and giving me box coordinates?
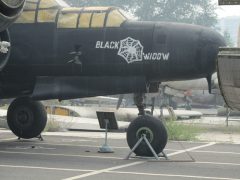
[127,93,168,157]
[7,97,47,139]
[133,93,146,115]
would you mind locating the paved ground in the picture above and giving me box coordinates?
[1,129,240,180]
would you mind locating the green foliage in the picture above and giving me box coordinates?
[67,0,218,27]
[165,120,200,141]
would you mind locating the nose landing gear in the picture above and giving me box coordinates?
[126,93,168,157]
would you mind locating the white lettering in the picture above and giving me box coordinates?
[105,42,110,48]
[143,53,151,60]
[100,42,104,48]
[95,41,119,49]
[149,53,152,60]
[162,53,170,60]
[143,52,170,61]
[95,41,101,48]
[152,53,157,60]
[110,42,115,49]
[95,38,170,63]
[114,42,119,49]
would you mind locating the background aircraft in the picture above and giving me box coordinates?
[1,0,225,157]
[161,73,221,109]
[0,0,25,71]
[115,74,220,111]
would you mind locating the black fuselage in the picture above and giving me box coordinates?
[0,20,225,100]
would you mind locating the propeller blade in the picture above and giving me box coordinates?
[116,94,124,110]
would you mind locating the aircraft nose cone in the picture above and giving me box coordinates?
[201,28,226,48]
[198,28,226,75]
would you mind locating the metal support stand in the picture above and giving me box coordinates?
[37,134,44,141]
[18,134,44,141]
[125,134,168,161]
[98,119,114,153]
[226,107,230,127]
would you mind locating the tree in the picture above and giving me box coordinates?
[67,0,218,27]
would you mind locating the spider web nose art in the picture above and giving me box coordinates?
[117,37,144,63]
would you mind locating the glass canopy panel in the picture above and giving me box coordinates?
[15,11,36,23]
[91,12,105,28]
[24,1,38,10]
[57,13,78,28]
[79,13,92,28]
[106,10,126,27]
[37,9,58,22]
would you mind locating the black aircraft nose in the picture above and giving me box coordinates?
[152,22,226,80]
[197,27,226,75]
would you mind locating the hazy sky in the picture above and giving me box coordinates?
[63,0,240,18]
[215,0,240,17]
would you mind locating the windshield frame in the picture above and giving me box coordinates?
[56,0,70,7]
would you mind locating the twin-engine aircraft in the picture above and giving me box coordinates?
[1,0,225,156]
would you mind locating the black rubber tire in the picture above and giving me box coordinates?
[7,97,47,139]
[127,115,168,157]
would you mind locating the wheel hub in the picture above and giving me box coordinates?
[15,107,33,128]
[18,111,29,124]
[136,127,154,143]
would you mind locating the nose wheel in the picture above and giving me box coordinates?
[127,93,168,157]
[127,115,168,156]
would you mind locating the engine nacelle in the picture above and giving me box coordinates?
[0,0,25,31]
[0,0,25,70]
[0,29,10,70]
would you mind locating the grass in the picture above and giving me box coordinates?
[165,118,240,141]
[197,124,240,134]
[165,120,200,141]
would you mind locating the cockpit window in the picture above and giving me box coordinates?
[16,0,60,23]
[119,9,136,20]
[16,11,36,23]
[78,12,92,28]
[15,0,38,23]
[25,0,38,9]
[57,13,79,28]
[106,10,126,27]
[38,0,59,22]
[16,1,127,28]
[37,9,59,23]
[91,12,106,28]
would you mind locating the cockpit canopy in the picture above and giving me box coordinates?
[16,0,128,28]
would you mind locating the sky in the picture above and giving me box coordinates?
[62,0,240,18]
[214,0,240,17]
